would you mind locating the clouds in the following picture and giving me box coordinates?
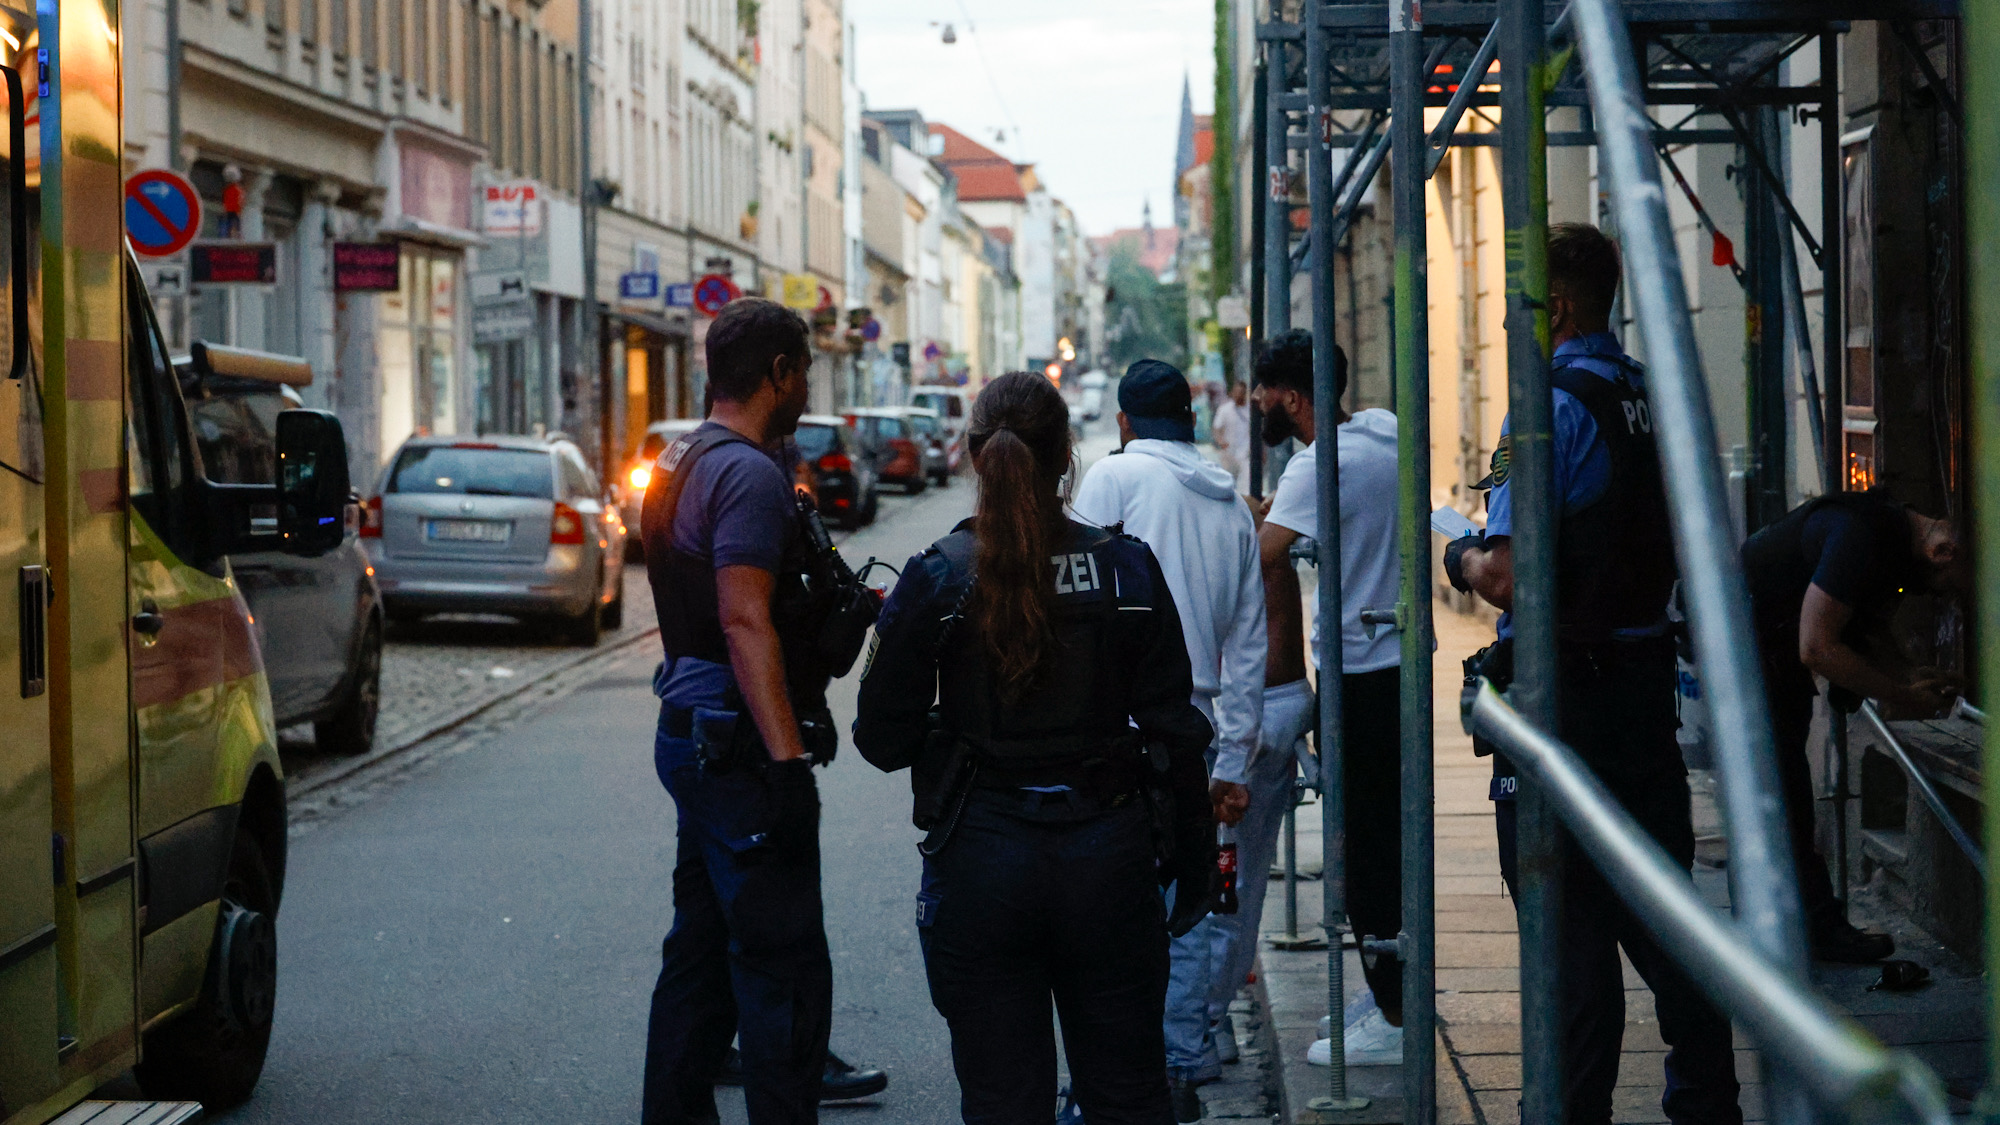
[851,0,1214,234]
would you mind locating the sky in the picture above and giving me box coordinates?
[849,0,1216,237]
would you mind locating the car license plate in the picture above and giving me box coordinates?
[426,519,511,543]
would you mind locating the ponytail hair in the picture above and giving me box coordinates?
[966,372,1075,696]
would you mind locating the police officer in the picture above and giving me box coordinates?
[1444,224,1741,1124]
[640,297,883,1125]
[855,371,1216,1124]
[1742,490,1966,963]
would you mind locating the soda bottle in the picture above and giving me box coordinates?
[1215,826,1240,915]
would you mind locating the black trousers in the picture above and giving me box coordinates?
[643,759,833,1125]
[1766,672,1842,929]
[1341,666,1405,1021]
[1495,642,1741,1125]
[919,788,1173,1125]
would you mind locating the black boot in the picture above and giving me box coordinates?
[715,1047,889,1101]
[1811,917,1894,964]
[1168,1076,1204,1122]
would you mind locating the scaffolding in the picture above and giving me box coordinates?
[1253,0,1971,1120]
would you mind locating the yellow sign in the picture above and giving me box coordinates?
[782,273,820,309]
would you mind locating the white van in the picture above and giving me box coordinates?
[908,387,975,471]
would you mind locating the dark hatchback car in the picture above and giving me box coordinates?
[177,342,384,755]
[794,414,878,529]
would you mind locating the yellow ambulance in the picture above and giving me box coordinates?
[2,2,349,1119]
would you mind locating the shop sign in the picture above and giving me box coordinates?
[665,283,694,308]
[781,273,819,310]
[482,180,543,236]
[473,300,535,343]
[190,241,277,285]
[333,242,402,292]
[619,271,661,300]
[471,271,529,304]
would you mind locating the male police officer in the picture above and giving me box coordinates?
[1743,491,1967,963]
[640,298,881,1125]
[1073,358,1265,1118]
[1446,225,1741,1124]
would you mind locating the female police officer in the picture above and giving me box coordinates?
[855,371,1216,1124]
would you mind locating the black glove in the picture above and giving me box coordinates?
[1443,532,1483,594]
[760,757,821,854]
[798,704,839,766]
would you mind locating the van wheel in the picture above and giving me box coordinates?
[907,474,927,496]
[134,832,279,1110]
[314,618,381,756]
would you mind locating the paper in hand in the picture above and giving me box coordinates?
[1430,506,1481,541]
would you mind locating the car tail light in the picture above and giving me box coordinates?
[451,441,502,450]
[551,502,586,545]
[360,495,383,538]
[629,464,652,491]
[818,452,851,474]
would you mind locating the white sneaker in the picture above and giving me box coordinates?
[1316,992,1381,1039]
[1305,1010,1403,1068]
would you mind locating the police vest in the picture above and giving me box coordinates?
[641,426,808,665]
[1550,355,1678,643]
[928,521,1152,769]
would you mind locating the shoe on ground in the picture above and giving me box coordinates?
[1315,990,1381,1039]
[714,1047,889,1100]
[1169,1076,1205,1122]
[1307,1009,1404,1068]
[1213,1014,1240,1064]
[1811,918,1895,964]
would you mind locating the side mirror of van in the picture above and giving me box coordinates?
[276,409,350,555]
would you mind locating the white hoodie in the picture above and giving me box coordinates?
[1073,439,1266,783]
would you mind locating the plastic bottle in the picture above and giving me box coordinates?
[1215,826,1240,914]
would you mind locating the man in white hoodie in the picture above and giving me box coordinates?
[1073,359,1265,1122]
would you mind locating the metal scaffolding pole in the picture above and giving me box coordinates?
[1570,3,1812,1123]
[1818,27,1842,494]
[1969,0,2000,1105]
[1307,2,1366,1110]
[1267,41,1294,343]
[1498,0,1563,1117]
[1389,0,1437,1120]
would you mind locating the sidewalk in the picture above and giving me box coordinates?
[1255,601,1985,1123]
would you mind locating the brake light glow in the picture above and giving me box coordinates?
[818,452,851,474]
[629,464,652,490]
[360,495,383,538]
[551,502,586,545]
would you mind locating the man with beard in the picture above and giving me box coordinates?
[1246,330,1407,1066]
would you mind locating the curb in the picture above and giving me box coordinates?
[286,626,661,801]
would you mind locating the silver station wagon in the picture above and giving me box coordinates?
[363,434,628,645]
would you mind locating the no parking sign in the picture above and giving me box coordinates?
[125,170,203,258]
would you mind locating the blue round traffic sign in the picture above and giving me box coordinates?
[861,318,881,342]
[125,169,203,258]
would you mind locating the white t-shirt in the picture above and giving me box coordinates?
[1262,408,1402,674]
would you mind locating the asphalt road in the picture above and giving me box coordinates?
[213,472,985,1125]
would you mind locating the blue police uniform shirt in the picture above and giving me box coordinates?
[1484,331,1632,640]
[650,422,799,776]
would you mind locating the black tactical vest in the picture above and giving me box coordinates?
[930,521,1149,767]
[642,426,781,663]
[1550,356,1678,643]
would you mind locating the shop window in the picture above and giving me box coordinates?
[1841,135,1876,492]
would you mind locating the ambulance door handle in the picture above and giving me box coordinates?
[132,598,165,637]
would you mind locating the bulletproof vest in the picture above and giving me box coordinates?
[642,426,780,663]
[1550,355,1679,643]
[930,522,1147,766]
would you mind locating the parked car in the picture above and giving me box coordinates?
[844,407,930,494]
[795,414,878,529]
[1078,369,1110,421]
[620,418,702,556]
[908,386,974,471]
[364,433,628,645]
[900,407,953,486]
[175,341,385,754]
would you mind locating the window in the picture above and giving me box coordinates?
[559,449,595,499]
[188,390,285,485]
[388,447,555,498]
[389,0,404,79]
[361,0,378,69]
[464,0,481,138]
[300,0,317,46]
[126,264,201,563]
[414,0,429,92]
[267,0,286,35]
[332,0,348,58]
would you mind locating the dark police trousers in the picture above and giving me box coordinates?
[1495,640,1741,1125]
[1762,656,1844,930]
[643,718,833,1125]
[919,786,1174,1125]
